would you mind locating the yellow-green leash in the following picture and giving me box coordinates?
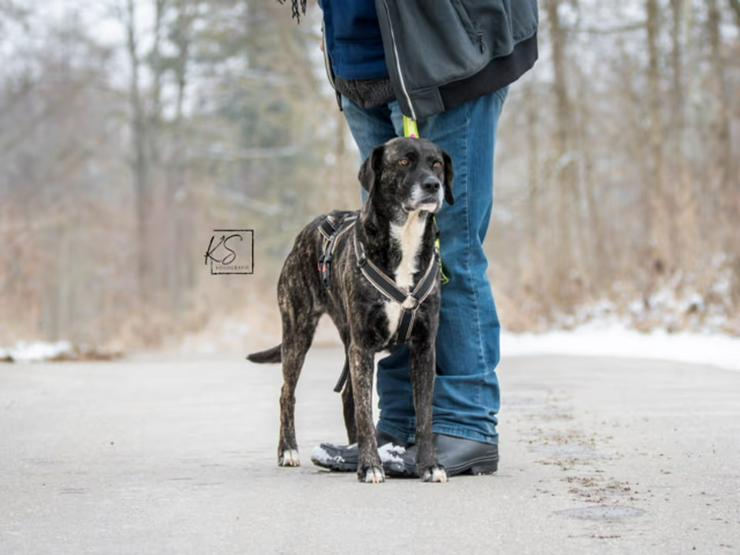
[402,115,419,139]
[402,115,450,285]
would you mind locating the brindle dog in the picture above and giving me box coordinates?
[247,137,454,483]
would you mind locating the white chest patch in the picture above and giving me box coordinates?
[385,211,427,337]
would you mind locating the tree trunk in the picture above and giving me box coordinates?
[148,0,166,166]
[168,0,194,312]
[729,0,740,29]
[707,0,736,250]
[645,0,670,277]
[545,0,579,302]
[669,0,699,270]
[524,80,543,299]
[575,61,603,292]
[124,0,150,305]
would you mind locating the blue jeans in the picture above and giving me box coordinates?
[341,87,507,445]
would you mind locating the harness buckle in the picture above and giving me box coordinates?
[402,295,418,310]
[319,254,332,287]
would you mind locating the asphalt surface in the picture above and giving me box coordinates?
[1,348,739,554]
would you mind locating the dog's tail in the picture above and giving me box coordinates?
[246,344,282,364]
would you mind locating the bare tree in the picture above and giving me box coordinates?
[645,0,670,277]
[123,0,152,306]
[668,0,699,270]
[545,0,581,301]
[707,0,736,247]
[729,0,740,28]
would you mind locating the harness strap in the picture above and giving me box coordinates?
[318,218,335,241]
[318,213,358,288]
[352,223,439,343]
[395,246,440,342]
[330,214,440,394]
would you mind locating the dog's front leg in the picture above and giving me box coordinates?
[348,343,384,483]
[410,337,447,483]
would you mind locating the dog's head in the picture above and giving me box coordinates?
[358,137,454,220]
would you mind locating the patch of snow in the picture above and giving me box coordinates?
[504,323,740,372]
[3,341,74,362]
[310,442,406,467]
[310,445,344,466]
[378,442,406,464]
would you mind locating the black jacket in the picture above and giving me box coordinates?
[323,1,539,119]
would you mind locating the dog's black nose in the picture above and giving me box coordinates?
[422,178,440,193]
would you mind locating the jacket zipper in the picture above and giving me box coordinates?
[381,0,416,120]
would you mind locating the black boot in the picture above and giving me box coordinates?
[384,434,498,478]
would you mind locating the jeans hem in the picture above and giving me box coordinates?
[378,420,498,446]
[433,424,498,446]
[376,420,414,445]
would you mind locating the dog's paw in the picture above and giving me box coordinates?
[360,465,385,484]
[278,449,300,467]
[422,465,448,483]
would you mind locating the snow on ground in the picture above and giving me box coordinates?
[0,341,74,363]
[0,341,123,363]
[504,323,740,372]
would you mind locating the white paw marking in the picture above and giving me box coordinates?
[423,466,448,483]
[363,466,385,484]
[279,449,300,467]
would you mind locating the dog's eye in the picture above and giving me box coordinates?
[398,158,410,167]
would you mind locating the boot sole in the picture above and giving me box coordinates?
[467,458,499,475]
[312,459,356,472]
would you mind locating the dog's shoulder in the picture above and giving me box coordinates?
[290,210,359,256]
[300,210,356,232]
[327,209,357,220]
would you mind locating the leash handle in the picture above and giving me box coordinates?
[403,115,419,138]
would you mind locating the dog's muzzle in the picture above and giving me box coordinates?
[404,179,443,213]
[403,186,444,214]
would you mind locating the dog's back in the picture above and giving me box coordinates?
[246,210,356,364]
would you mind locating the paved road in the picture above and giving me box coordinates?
[1,349,739,554]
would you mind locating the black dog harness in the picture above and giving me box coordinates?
[317,212,358,288]
[351,223,440,343]
[318,211,441,392]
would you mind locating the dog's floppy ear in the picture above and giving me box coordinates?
[358,144,385,195]
[442,150,455,205]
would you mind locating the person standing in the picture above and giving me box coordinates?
[287,0,539,477]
